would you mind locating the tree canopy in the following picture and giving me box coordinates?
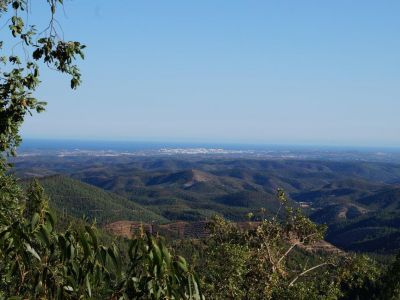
[0,0,84,156]
[0,1,399,299]
[0,2,203,298]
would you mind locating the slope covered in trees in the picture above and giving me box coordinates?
[0,1,201,298]
[1,1,400,298]
[14,155,400,253]
[25,175,168,225]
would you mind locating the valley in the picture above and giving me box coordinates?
[13,153,400,254]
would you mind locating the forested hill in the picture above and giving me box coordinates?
[15,156,400,254]
[23,175,167,225]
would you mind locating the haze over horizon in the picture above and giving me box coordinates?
[19,1,400,147]
[19,138,400,152]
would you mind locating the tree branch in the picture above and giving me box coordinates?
[289,262,336,287]
[278,232,319,265]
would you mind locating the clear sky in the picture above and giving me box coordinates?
[20,0,400,147]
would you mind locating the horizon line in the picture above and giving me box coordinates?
[19,137,400,151]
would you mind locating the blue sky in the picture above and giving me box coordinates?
[20,0,400,146]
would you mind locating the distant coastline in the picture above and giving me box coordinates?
[13,138,400,164]
[19,138,400,153]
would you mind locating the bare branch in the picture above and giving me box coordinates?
[289,262,336,287]
[278,232,319,265]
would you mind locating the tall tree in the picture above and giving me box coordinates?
[0,2,203,299]
[0,0,84,156]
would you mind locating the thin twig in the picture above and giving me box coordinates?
[289,262,336,286]
[278,232,318,265]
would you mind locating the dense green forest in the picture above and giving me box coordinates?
[23,175,167,225]
[15,155,400,254]
[1,1,400,299]
[3,176,400,299]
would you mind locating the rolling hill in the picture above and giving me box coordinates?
[26,175,168,225]
[14,156,400,253]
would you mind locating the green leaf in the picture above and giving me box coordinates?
[85,225,98,250]
[80,232,90,259]
[85,275,92,297]
[176,256,188,273]
[25,243,41,261]
[45,211,55,229]
[36,225,51,247]
[64,285,74,292]
[31,212,39,229]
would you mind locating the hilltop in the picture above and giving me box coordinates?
[14,155,400,253]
